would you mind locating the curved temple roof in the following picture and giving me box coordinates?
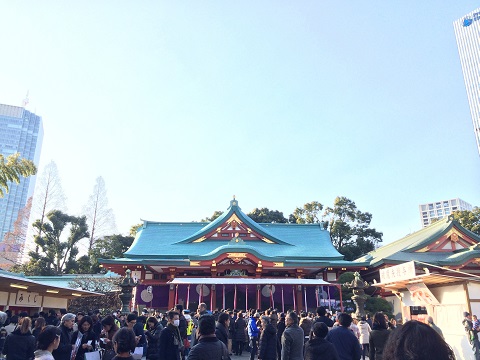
[102,199,356,267]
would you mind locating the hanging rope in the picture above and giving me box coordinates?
[304,287,307,313]
[234,284,237,309]
[293,285,296,311]
[223,285,226,310]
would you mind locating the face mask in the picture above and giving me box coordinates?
[173,320,180,327]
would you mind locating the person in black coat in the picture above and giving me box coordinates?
[304,322,339,360]
[215,313,230,348]
[234,312,247,356]
[258,316,277,360]
[369,313,390,360]
[188,314,230,360]
[71,316,97,360]
[46,309,60,327]
[159,311,182,360]
[2,317,35,360]
[276,314,286,360]
[145,316,163,360]
[52,313,75,360]
[314,307,334,328]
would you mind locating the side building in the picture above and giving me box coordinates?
[0,104,43,256]
[454,8,480,155]
[356,216,480,359]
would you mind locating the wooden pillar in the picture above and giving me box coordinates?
[168,267,176,310]
[296,285,303,312]
[168,284,175,310]
[211,285,216,311]
[256,261,263,278]
[296,269,304,312]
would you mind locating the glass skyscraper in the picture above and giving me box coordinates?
[0,104,43,239]
[454,8,480,155]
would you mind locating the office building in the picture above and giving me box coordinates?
[0,103,43,240]
[454,8,480,155]
[419,198,472,227]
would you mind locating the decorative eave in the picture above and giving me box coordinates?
[174,198,290,245]
[358,216,480,268]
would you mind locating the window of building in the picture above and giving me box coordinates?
[443,201,449,207]
[429,204,434,210]
[429,211,435,217]
[422,212,427,218]
[437,210,443,216]
[451,199,457,205]
[436,203,441,208]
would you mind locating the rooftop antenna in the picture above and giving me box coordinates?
[22,91,29,107]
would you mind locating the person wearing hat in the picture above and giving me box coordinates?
[463,311,480,360]
[52,313,75,360]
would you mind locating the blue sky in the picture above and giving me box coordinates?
[0,2,479,246]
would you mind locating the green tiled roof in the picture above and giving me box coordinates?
[356,216,480,267]
[104,199,356,266]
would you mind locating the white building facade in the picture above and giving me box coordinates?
[454,8,480,156]
[419,198,472,227]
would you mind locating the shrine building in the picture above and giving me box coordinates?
[101,198,366,312]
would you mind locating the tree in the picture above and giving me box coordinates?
[0,153,37,197]
[83,177,117,254]
[324,197,383,260]
[30,161,67,235]
[290,198,382,261]
[365,297,393,315]
[0,197,32,268]
[130,223,143,237]
[89,234,135,273]
[67,276,121,313]
[201,211,223,222]
[452,207,480,235]
[247,208,288,223]
[289,201,325,224]
[23,210,89,275]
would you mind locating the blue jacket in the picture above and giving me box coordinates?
[248,317,259,338]
[325,326,361,360]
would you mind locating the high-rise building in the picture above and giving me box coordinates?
[0,104,43,239]
[454,9,480,155]
[419,198,472,227]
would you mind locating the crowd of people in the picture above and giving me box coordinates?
[0,305,457,360]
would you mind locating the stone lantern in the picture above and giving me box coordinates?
[344,272,369,320]
[118,269,138,313]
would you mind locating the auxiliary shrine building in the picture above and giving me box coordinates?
[101,199,366,312]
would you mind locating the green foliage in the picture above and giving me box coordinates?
[0,153,37,197]
[90,234,134,273]
[325,197,382,260]
[248,208,287,223]
[289,201,324,224]
[201,210,224,222]
[130,223,143,237]
[338,272,355,301]
[365,296,393,315]
[452,207,480,235]
[67,276,121,313]
[21,210,89,275]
